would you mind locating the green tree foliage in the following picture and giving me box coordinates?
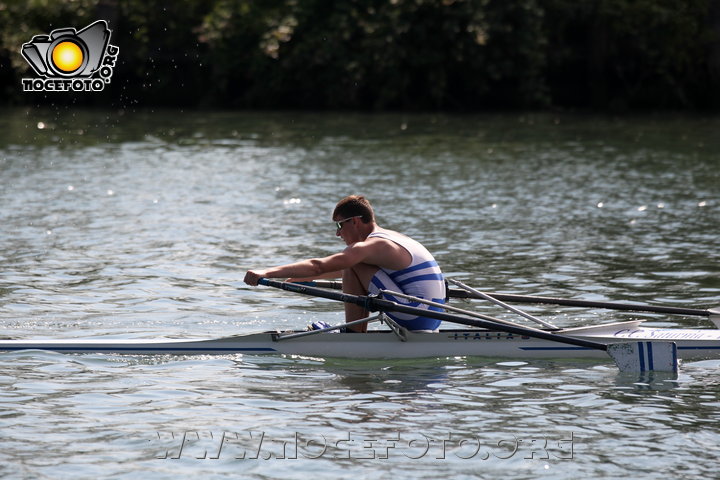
[197,0,548,108]
[0,0,717,110]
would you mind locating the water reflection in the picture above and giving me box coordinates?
[236,356,452,397]
[318,361,452,396]
[613,371,680,391]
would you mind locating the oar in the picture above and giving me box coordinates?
[258,278,678,372]
[297,280,716,319]
[450,289,714,317]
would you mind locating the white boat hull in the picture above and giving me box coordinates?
[2,323,720,361]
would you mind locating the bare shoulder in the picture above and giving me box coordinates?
[347,235,392,253]
[355,232,411,269]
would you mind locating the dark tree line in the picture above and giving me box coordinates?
[1,0,719,111]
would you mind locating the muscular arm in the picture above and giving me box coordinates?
[244,236,410,286]
[244,242,373,286]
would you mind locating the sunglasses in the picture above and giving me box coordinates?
[335,216,362,230]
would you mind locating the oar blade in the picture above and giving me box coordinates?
[607,342,678,373]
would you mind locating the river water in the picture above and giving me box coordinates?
[1,108,719,479]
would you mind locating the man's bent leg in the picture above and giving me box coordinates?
[342,263,379,332]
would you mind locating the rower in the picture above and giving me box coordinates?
[244,195,446,332]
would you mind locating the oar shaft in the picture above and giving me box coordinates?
[297,281,711,317]
[259,279,608,352]
[450,291,711,317]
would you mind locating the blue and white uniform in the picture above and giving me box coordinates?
[366,231,445,331]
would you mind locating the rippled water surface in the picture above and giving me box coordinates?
[1,109,719,479]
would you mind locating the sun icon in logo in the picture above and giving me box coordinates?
[51,41,84,73]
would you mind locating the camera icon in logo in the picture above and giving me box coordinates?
[21,20,111,78]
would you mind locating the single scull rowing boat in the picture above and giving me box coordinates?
[1,279,718,372]
[0,318,719,361]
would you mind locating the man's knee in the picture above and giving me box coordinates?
[343,264,378,294]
